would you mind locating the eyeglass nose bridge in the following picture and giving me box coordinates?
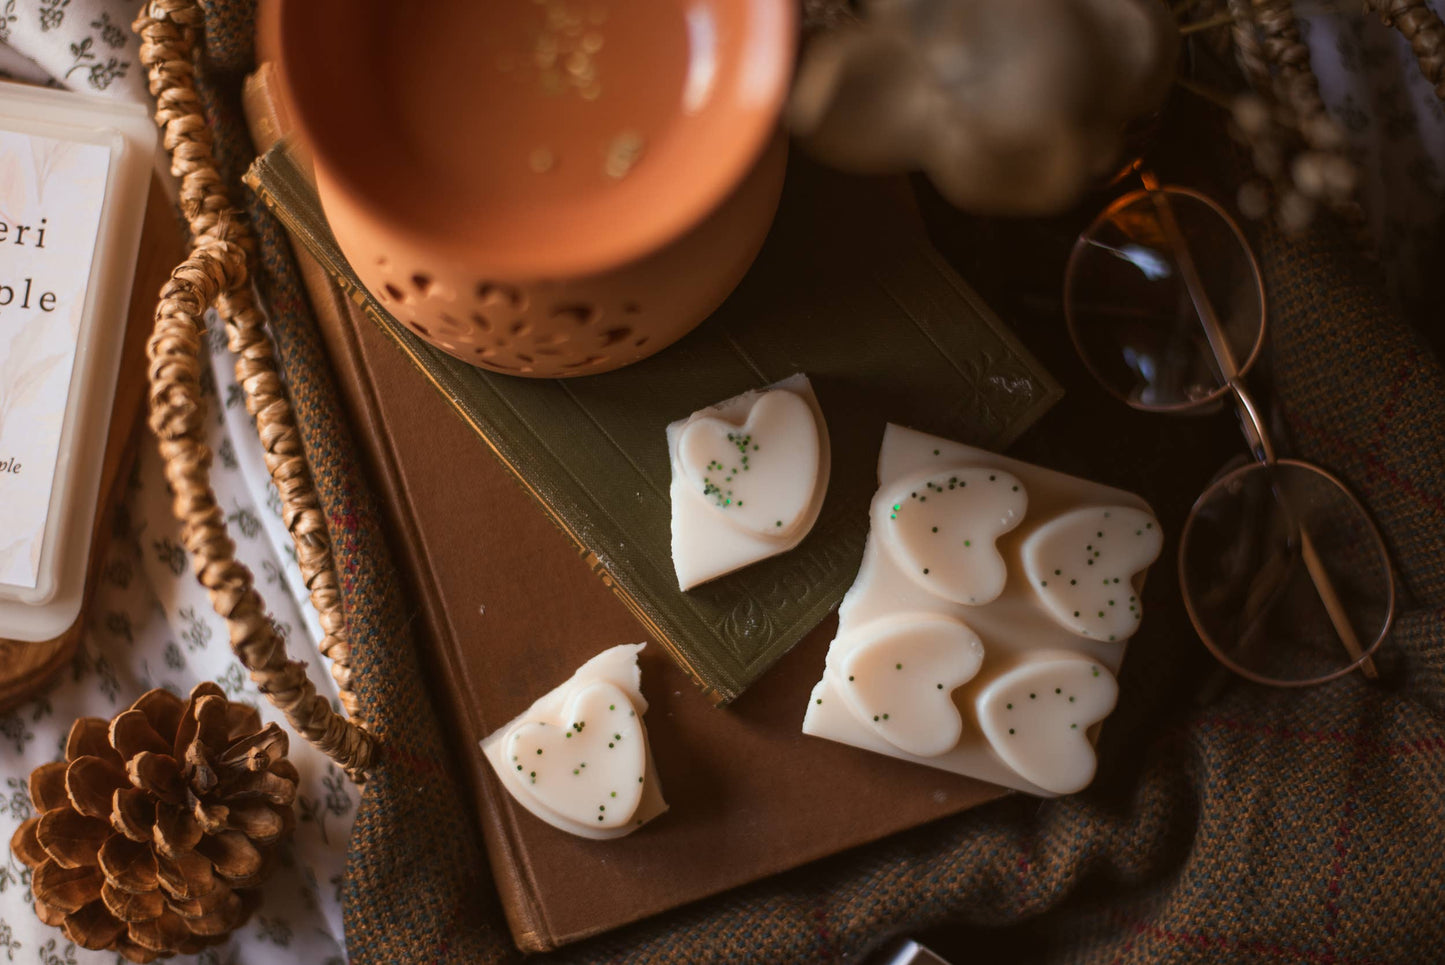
[1226,378,1276,465]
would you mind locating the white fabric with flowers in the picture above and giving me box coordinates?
[0,308,355,965]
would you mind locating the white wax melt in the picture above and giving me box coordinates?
[480,644,667,839]
[1022,506,1162,642]
[832,614,984,758]
[877,467,1027,605]
[975,651,1119,795]
[803,425,1161,796]
[667,374,830,590]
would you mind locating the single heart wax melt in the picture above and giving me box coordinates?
[504,681,648,831]
[877,467,1027,605]
[830,614,984,757]
[1022,506,1162,641]
[667,374,830,590]
[803,424,1161,796]
[480,644,666,839]
[678,390,821,539]
[975,652,1119,795]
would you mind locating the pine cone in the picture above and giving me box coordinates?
[8,682,297,962]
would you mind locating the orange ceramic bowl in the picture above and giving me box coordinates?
[275,0,795,376]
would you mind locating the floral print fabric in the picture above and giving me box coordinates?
[0,0,145,98]
[0,310,354,965]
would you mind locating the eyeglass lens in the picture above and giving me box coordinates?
[1064,189,1265,411]
[1179,460,1392,686]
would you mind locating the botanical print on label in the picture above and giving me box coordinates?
[0,127,110,588]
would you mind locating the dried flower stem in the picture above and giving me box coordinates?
[1180,11,1237,35]
[1217,0,1361,230]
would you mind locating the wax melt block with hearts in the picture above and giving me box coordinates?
[802,425,1161,796]
[481,644,667,839]
[667,374,831,590]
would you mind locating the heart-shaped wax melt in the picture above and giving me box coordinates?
[975,653,1118,795]
[503,681,647,831]
[678,389,821,539]
[1021,506,1162,642]
[833,615,985,756]
[876,468,1027,605]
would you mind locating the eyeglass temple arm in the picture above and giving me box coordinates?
[1140,172,1378,680]
[1137,174,1274,460]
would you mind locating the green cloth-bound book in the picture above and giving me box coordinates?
[245,144,1061,703]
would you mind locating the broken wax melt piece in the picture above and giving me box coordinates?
[480,644,667,839]
[803,424,1161,796]
[667,374,831,590]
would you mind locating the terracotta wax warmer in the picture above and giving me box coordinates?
[275,0,795,377]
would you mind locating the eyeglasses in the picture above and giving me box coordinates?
[1062,174,1395,687]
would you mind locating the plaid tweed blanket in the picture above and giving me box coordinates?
[189,1,1445,961]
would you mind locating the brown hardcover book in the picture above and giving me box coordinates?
[242,66,1059,951]
[300,246,1031,953]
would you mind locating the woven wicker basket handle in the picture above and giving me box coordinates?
[135,0,376,781]
[1366,0,1445,100]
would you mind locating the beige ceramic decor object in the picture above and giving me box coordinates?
[275,0,796,377]
[789,0,1178,215]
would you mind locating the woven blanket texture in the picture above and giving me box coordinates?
[191,1,1445,962]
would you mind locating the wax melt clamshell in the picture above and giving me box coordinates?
[480,644,667,840]
[803,424,1161,797]
[667,373,831,590]
[0,82,156,642]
